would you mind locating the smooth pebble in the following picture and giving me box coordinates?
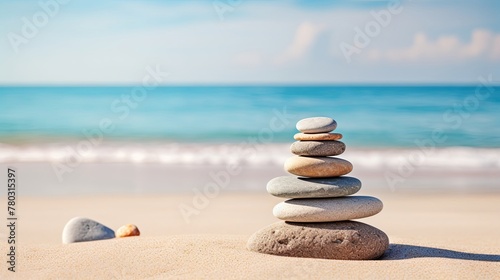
[285,156,353,178]
[273,196,383,222]
[116,224,141,238]
[62,217,115,244]
[294,132,343,141]
[266,176,361,198]
[291,140,346,156]
[296,117,337,134]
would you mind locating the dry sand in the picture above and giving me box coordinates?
[1,192,499,279]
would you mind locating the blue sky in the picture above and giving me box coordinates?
[1,0,499,84]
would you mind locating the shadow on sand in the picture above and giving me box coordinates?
[382,244,500,262]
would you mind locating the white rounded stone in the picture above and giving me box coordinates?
[296,117,337,134]
[273,196,383,222]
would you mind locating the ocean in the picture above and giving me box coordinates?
[1,85,499,147]
[1,85,499,194]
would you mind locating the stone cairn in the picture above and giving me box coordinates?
[247,117,389,260]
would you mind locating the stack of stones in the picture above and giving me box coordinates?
[247,117,389,260]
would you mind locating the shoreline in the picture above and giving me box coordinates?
[1,142,498,195]
[2,142,499,166]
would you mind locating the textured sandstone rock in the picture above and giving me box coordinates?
[247,221,389,260]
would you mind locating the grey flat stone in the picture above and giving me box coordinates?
[266,176,361,198]
[296,117,337,133]
[273,196,383,222]
[291,140,346,156]
[247,221,389,260]
[62,217,115,244]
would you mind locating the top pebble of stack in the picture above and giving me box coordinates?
[296,117,337,134]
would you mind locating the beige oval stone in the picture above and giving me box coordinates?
[290,141,346,156]
[273,196,383,222]
[284,156,352,177]
[247,221,389,260]
[294,133,343,141]
[116,224,140,238]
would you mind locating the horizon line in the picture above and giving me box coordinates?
[1,82,499,87]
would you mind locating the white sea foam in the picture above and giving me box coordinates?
[0,142,499,171]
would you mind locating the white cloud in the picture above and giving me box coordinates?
[367,29,500,62]
[274,21,324,65]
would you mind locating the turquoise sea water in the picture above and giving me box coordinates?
[0,86,499,147]
[1,86,499,194]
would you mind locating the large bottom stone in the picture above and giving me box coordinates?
[247,221,389,260]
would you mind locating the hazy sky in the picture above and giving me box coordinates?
[1,0,499,85]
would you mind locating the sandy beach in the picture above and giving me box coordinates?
[2,191,499,279]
